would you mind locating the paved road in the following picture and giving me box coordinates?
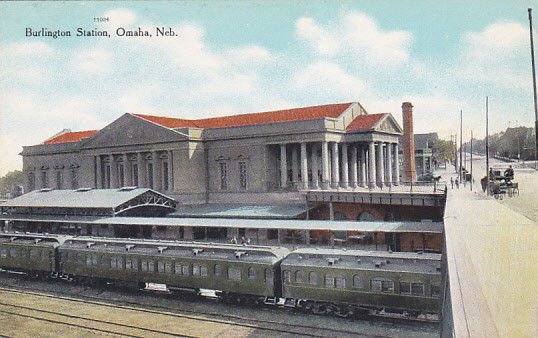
[440,154,538,222]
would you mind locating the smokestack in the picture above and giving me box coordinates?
[402,102,416,182]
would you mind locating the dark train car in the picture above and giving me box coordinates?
[58,237,289,298]
[0,233,64,276]
[280,248,442,316]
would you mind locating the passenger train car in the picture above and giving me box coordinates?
[0,232,442,318]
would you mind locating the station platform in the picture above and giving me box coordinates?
[444,187,537,337]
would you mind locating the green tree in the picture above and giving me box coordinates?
[433,139,455,163]
[0,170,24,194]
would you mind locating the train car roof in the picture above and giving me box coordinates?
[60,237,290,264]
[282,248,441,274]
[0,232,68,246]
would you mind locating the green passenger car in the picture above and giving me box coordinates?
[0,233,63,275]
[58,237,289,298]
[280,248,442,316]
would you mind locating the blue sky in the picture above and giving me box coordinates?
[0,0,536,174]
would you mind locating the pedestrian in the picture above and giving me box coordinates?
[450,177,454,189]
[455,178,459,189]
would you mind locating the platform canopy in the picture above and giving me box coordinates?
[169,203,309,219]
[0,187,177,217]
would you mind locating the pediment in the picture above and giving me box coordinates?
[81,113,188,149]
[374,114,402,134]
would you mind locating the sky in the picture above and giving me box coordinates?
[0,0,536,175]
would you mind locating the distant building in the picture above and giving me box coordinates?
[399,132,438,179]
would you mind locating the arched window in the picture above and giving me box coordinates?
[334,211,347,221]
[353,275,363,289]
[248,267,256,280]
[357,211,376,221]
[308,271,318,285]
[295,270,304,284]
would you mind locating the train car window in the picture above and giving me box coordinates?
[126,258,138,271]
[248,267,257,280]
[264,268,273,285]
[158,261,166,273]
[30,249,40,259]
[308,271,318,285]
[228,267,242,281]
[141,260,155,272]
[86,254,98,266]
[182,264,190,276]
[411,282,425,296]
[353,275,363,289]
[111,256,123,270]
[193,264,208,277]
[101,256,111,267]
[165,261,173,273]
[10,248,18,258]
[325,275,335,288]
[282,270,291,284]
[174,262,182,275]
[214,264,223,277]
[371,279,394,293]
[431,284,441,297]
[400,281,411,294]
[295,270,304,284]
[335,276,346,289]
[0,248,7,258]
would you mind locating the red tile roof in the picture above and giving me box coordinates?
[346,113,387,131]
[44,130,98,145]
[134,102,353,129]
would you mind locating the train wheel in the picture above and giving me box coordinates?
[311,303,326,315]
[334,305,352,318]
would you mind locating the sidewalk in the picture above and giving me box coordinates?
[444,186,537,337]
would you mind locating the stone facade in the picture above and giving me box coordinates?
[21,102,403,205]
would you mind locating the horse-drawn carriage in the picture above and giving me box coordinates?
[482,167,519,200]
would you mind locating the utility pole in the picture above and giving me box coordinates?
[486,97,490,196]
[459,110,463,183]
[528,8,538,169]
[470,130,473,191]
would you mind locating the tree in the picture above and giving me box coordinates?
[433,139,455,163]
[0,170,24,195]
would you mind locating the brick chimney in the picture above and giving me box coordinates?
[402,102,416,182]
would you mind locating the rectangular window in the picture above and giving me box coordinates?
[162,162,169,191]
[193,264,208,277]
[431,284,441,297]
[111,256,123,270]
[86,254,98,266]
[325,275,335,288]
[55,171,63,189]
[10,248,18,258]
[411,282,425,296]
[228,267,242,281]
[126,257,138,270]
[371,279,394,293]
[158,261,166,273]
[0,248,7,258]
[119,164,125,187]
[174,262,183,275]
[308,271,318,285]
[335,276,346,289]
[41,171,48,188]
[239,161,247,190]
[283,270,291,284]
[219,162,227,190]
[71,170,78,189]
[214,264,223,277]
[141,260,154,272]
[182,264,190,276]
[400,281,411,294]
[105,165,111,188]
[267,229,278,240]
[265,268,273,285]
[165,261,172,273]
[295,270,304,284]
[133,164,139,186]
[248,267,257,280]
[147,163,154,189]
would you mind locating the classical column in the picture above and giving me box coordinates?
[95,155,102,189]
[386,143,393,186]
[124,153,132,186]
[321,141,329,189]
[152,151,162,191]
[331,142,340,188]
[393,143,400,185]
[376,143,384,188]
[311,144,319,189]
[360,147,367,187]
[168,150,174,191]
[280,144,287,188]
[300,143,308,190]
[368,142,376,188]
[110,154,118,188]
[137,152,145,187]
[350,145,358,188]
[291,145,299,185]
[341,143,349,189]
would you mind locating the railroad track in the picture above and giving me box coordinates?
[0,286,383,337]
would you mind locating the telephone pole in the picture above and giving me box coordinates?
[528,8,538,169]
[460,110,463,181]
[486,97,490,196]
[470,130,473,191]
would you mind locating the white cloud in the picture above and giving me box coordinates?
[295,12,413,67]
[71,48,111,74]
[463,22,527,61]
[292,61,365,100]
[295,17,340,56]
[227,45,272,65]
